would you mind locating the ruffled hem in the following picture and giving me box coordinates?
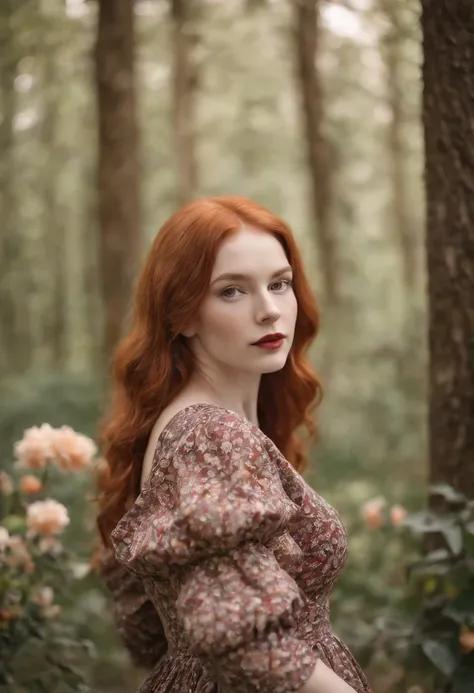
[315,635,372,693]
[136,635,371,693]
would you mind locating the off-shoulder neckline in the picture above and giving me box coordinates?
[154,401,260,453]
[138,402,273,496]
[126,403,306,533]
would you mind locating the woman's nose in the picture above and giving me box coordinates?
[256,294,281,324]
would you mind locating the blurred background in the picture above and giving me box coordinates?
[0,0,450,691]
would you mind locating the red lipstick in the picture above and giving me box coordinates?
[251,333,286,349]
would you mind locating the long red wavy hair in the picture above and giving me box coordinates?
[96,196,322,547]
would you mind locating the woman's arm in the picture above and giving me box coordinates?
[112,413,362,692]
[299,660,357,693]
[98,545,167,668]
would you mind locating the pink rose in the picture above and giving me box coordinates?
[20,475,43,494]
[362,498,385,529]
[31,586,54,607]
[390,504,407,526]
[14,424,56,470]
[5,535,35,573]
[52,426,97,471]
[26,499,70,536]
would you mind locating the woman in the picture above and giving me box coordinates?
[96,196,373,693]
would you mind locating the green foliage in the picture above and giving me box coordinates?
[0,375,146,692]
[0,453,96,691]
[398,485,474,693]
[332,483,474,692]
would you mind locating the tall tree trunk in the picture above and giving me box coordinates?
[170,0,199,206]
[292,0,338,307]
[95,0,142,363]
[422,1,474,498]
[382,9,418,297]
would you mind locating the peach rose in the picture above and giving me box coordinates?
[362,497,385,529]
[38,535,63,555]
[460,629,474,653]
[14,424,56,470]
[52,426,97,471]
[31,586,54,607]
[390,503,407,526]
[26,499,70,536]
[20,475,43,495]
[5,535,35,573]
[0,472,13,495]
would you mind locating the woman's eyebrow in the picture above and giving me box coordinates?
[211,265,293,285]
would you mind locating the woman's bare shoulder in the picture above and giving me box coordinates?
[141,397,216,487]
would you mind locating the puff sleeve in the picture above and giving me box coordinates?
[98,546,167,668]
[112,412,319,693]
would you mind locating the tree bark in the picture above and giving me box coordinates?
[292,0,338,307]
[170,0,200,206]
[422,1,474,498]
[94,0,142,363]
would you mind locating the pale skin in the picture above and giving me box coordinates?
[142,225,357,693]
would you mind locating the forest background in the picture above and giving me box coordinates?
[1,1,473,692]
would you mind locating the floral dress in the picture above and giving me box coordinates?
[100,403,373,693]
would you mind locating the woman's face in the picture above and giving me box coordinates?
[183,226,298,377]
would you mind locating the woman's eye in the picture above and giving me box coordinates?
[220,279,292,299]
[220,287,241,299]
[272,279,292,291]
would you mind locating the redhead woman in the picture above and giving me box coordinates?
[96,197,373,693]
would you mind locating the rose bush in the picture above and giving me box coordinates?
[0,424,99,692]
[396,485,474,693]
[350,487,474,693]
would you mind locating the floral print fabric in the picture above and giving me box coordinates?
[104,403,373,693]
[99,546,167,669]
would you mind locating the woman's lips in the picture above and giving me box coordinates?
[252,338,284,350]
